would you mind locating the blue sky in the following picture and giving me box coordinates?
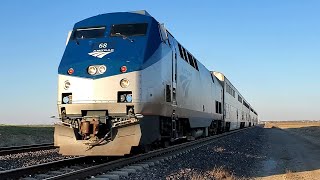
[0,0,319,124]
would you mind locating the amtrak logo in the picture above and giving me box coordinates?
[179,74,191,96]
[88,50,114,58]
[88,43,114,58]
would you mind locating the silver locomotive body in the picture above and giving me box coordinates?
[55,11,257,156]
[55,41,223,156]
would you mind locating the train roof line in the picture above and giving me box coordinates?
[130,10,152,16]
[212,72,246,102]
[211,71,258,114]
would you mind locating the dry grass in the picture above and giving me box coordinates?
[206,166,238,180]
[213,147,226,153]
[264,121,320,129]
[0,125,54,147]
[284,169,300,180]
[191,167,238,180]
[167,167,241,180]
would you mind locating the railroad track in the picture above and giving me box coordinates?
[0,156,116,180]
[0,143,55,156]
[0,127,252,180]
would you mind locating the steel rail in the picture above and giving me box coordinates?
[46,127,252,180]
[0,157,90,179]
[0,143,55,156]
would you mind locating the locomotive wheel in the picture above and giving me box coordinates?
[142,144,152,153]
[162,141,170,148]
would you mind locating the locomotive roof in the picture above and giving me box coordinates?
[130,10,152,16]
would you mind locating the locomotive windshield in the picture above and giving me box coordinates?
[73,27,106,39]
[110,23,148,37]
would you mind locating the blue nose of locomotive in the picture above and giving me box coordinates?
[58,11,160,79]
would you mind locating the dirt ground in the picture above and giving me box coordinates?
[255,121,320,180]
[0,125,54,147]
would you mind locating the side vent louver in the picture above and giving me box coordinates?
[166,85,171,102]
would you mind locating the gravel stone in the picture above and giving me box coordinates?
[0,148,74,171]
[121,126,266,180]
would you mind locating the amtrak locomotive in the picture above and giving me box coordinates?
[54,10,258,156]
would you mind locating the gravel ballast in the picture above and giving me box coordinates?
[0,149,73,171]
[121,126,266,180]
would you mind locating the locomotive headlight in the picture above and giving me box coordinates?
[62,93,72,104]
[126,94,132,102]
[64,80,71,90]
[62,96,70,104]
[88,66,97,75]
[120,78,130,88]
[98,65,107,74]
[120,94,126,102]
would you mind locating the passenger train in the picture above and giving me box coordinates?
[54,10,258,156]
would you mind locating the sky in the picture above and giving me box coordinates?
[0,0,319,124]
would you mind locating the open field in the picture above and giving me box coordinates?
[0,125,54,147]
[264,121,320,129]
[264,121,320,147]
[256,121,320,179]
